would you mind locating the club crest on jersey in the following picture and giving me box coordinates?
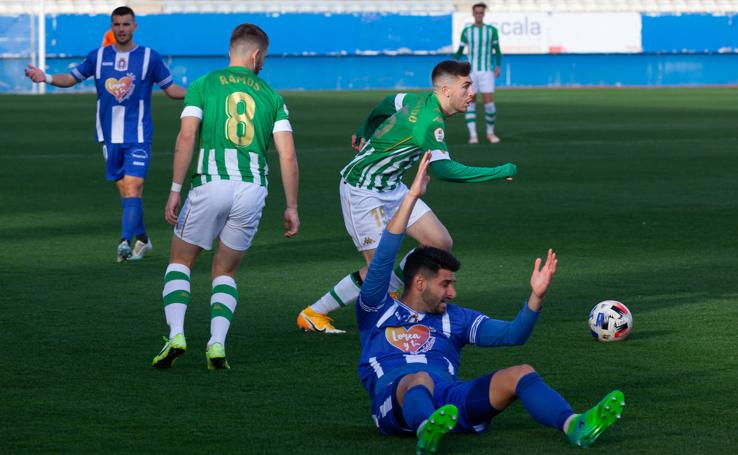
[105,73,136,103]
[434,127,445,142]
[116,56,129,71]
[385,325,436,354]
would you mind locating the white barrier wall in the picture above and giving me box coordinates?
[452,12,643,54]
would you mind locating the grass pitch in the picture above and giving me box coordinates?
[1,87,737,454]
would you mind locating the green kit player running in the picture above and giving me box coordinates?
[454,2,502,144]
[297,60,516,334]
[153,24,299,369]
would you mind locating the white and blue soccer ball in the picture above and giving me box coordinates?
[588,300,633,342]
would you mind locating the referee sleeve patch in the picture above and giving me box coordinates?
[273,119,293,133]
[180,106,203,119]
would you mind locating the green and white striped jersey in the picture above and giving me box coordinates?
[459,24,501,72]
[341,92,451,192]
[181,66,291,188]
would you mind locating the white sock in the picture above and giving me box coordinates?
[484,102,496,135]
[208,275,238,346]
[465,102,477,138]
[162,263,190,339]
[310,272,361,314]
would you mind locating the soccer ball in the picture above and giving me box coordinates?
[588,300,633,342]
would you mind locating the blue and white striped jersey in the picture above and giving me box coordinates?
[357,230,540,399]
[357,292,490,398]
[71,45,174,144]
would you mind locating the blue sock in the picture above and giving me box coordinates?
[120,197,142,243]
[402,385,436,432]
[515,372,574,431]
[134,200,147,238]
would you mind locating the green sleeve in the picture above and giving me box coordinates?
[492,28,502,67]
[430,159,517,183]
[355,94,400,140]
[184,76,205,108]
[274,93,289,122]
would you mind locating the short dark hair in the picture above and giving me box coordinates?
[111,6,135,20]
[473,2,487,10]
[431,60,471,85]
[230,23,270,51]
[403,246,461,289]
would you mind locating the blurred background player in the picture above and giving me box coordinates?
[24,6,186,262]
[454,2,502,144]
[152,24,299,370]
[358,152,624,454]
[296,60,516,334]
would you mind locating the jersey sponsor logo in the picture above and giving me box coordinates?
[105,73,136,103]
[434,127,445,142]
[385,324,436,354]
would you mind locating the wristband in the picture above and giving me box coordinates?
[170,182,182,193]
[45,74,53,84]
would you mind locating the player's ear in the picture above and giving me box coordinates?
[414,274,426,292]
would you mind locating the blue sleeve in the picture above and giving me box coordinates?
[475,301,540,347]
[70,50,97,82]
[150,51,174,89]
[359,230,404,308]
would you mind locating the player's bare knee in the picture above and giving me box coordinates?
[514,364,535,379]
[406,371,434,388]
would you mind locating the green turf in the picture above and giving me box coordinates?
[1,87,737,453]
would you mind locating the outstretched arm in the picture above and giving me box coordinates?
[164,116,200,225]
[163,84,187,100]
[360,152,431,306]
[430,159,516,183]
[24,65,77,88]
[527,248,557,312]
[273,131,300,238]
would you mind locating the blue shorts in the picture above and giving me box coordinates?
[102,142,151,181]
[371,371,500,435]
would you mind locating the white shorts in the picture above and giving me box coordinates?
[471,70,495,94]
[174,180,267,251]
[340,180,432,252]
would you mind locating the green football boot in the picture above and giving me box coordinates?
[151,333,186,368]
[567,389,625,448]
[206,343,230,370]
[416,404,458,455]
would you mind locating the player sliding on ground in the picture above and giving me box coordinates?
[151,24,299,370]
[358,152,625,453]
[297,60,517,334]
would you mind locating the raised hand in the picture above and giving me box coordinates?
[530,248,557,300]
[408,151,431,199]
